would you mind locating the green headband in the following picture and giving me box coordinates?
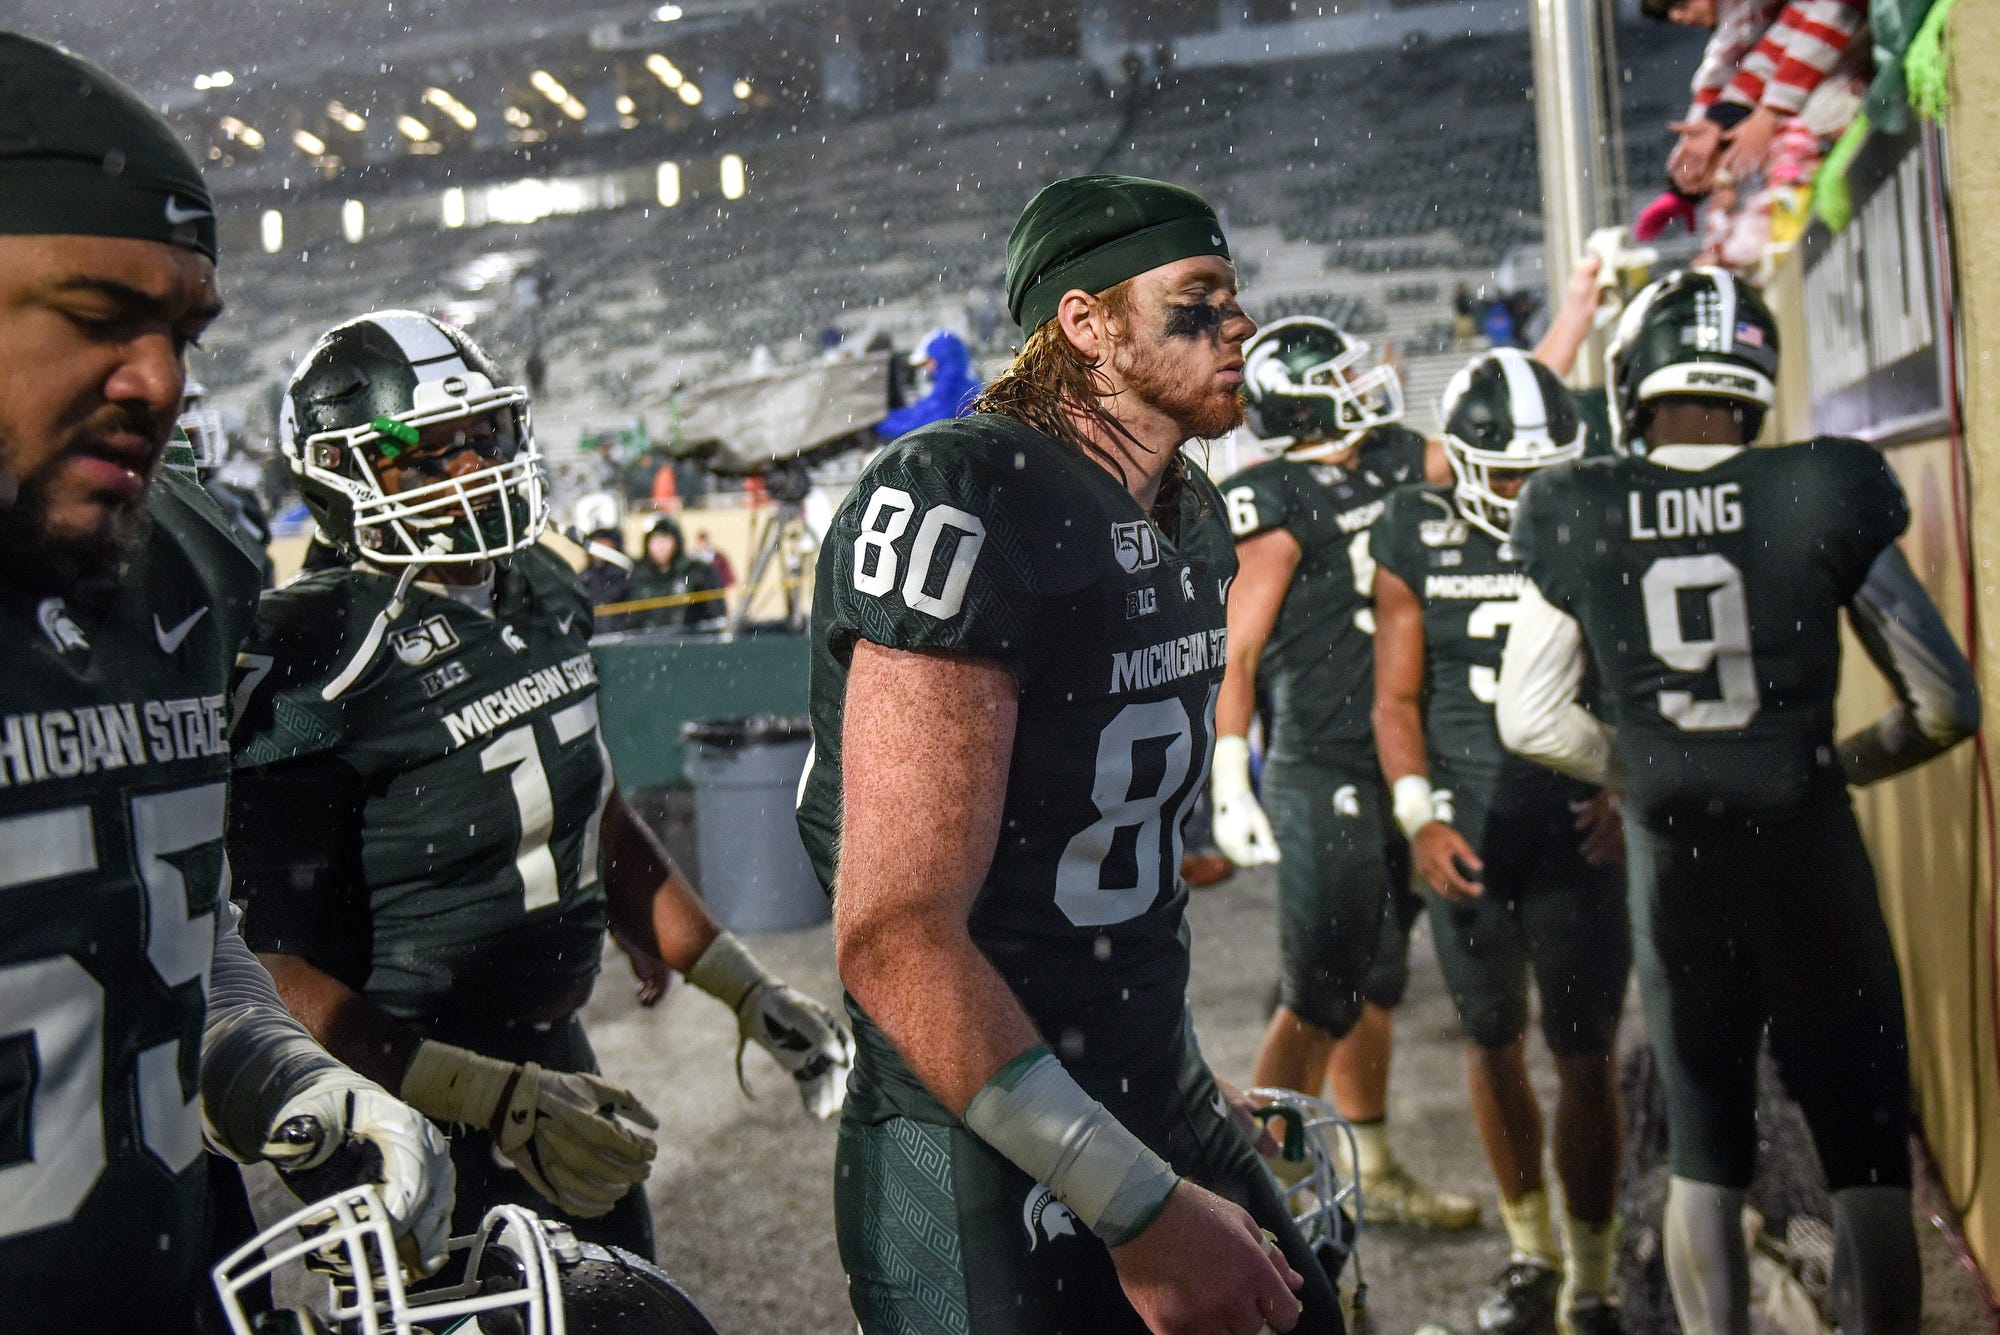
[1006,175,1231,332]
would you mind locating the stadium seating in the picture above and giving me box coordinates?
[194,27,1702,453]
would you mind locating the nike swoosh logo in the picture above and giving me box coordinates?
[1210,234,1224,247]
[155,607,209,654]
[1210,1090,1229,1120]
[557,612,576,635]
[164,196,211,226]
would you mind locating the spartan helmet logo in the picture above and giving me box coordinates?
[1331,784,1360,818]
[36,598,89,654]
[1022,1185,1079,1253]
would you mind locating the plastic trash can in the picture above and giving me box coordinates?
[681,715,828,933]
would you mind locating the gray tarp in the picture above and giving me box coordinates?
[665,352,890,475]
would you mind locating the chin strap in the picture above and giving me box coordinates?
[320,564,421,703]
[1282,431,1368,464]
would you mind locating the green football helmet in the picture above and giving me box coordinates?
[1438,348,1584,540]
[1243,316,1403,446]
[279,311,546,567]
[1606,267,1778,455]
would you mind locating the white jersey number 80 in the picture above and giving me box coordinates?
[852,486,988,621]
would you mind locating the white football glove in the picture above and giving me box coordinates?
[689,932,856,1120]
[400,1040,658,1219]
[261,1071,457,1275]
[1211,734,1280,867]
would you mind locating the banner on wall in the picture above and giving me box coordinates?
[1801,125,1953,444]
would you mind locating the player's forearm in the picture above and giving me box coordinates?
[836,639,1032,1114]
[1494,580,1620,786]
[1373,693,1429,786]
[601,786,722,970]
[257,952,423,1090]
[1215,652,1262,738]
[836,900,1045,1115]
[202,901,348,1161]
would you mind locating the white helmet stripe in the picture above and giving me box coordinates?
[368,310,473,383]
[1695,265,1737,355]
[1493,348,1548,435]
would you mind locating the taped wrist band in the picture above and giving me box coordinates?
[1392,773,1439,841]
[1211,734,1256,801]
[963,1047,1179,1246]
[686,931,771,1011]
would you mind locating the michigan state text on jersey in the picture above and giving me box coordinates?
[229,545,612,1033]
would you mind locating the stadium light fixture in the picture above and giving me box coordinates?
[656,162,681,207]
[560,96,587,121]
[423,87,478,131]
[193,70,234,90]
[292,129,327,156]
[327,101,367,133]
[677,82,702,106]
[396,115,432,142]
[503,105,532,128]
[615,94,636,115]
[259,210,283,254]
[645,54,683,89]
[341,199,365,244]
[530,70,572,104]
[653,4,683,19]
[442,187,468,229]
[732,79,752,100]
[218,116,264,149]
[720,153,745,200]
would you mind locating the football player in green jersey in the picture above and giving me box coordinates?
[0,34,454,1330]
[1374,350,1630,1335]
[798,175,1338,1334]
[1210,316,1477,1231]
[226,310,853,1258]
[1495,268,1979,1335]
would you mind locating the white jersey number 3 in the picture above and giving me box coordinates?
[852,486,987,621]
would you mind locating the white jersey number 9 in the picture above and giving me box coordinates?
[1641,553,1761,731]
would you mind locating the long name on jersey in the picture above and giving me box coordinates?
[1512,438,1908,817]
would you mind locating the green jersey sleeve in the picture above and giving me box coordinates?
[1817,438,1910,601]
[229,576,360,771]
[820,424,1045,681]
[1511,464,1584,614]
[1218,464,1294,541]
[1370,486,1430,595]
